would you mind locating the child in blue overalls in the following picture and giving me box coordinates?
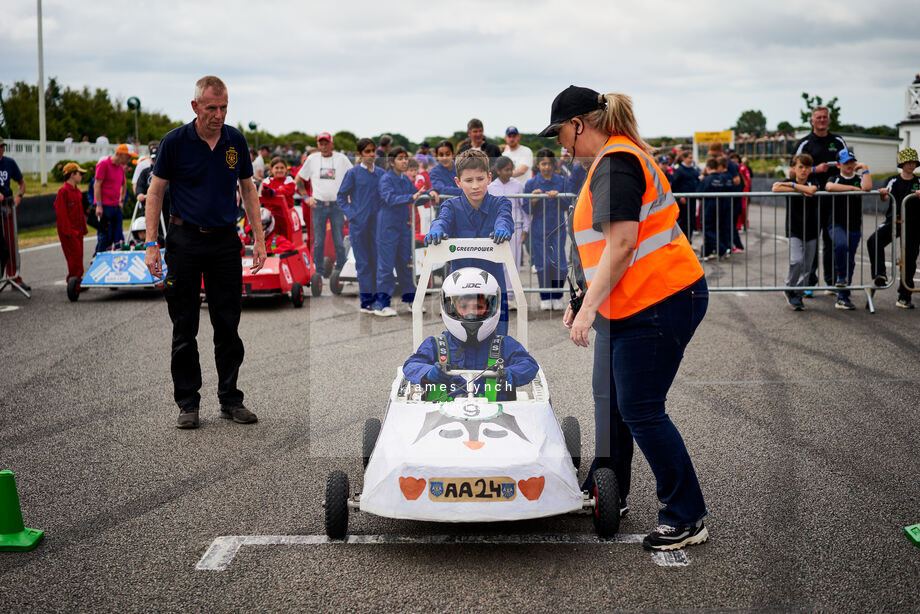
[424,149,514,334]
[429,139,462,199]
[375,146,437,316]
[337,137,385,313]
[524,148,569,310]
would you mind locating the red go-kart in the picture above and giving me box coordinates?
[240,195,322,307]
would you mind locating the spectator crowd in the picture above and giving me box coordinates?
[3,106,918,314]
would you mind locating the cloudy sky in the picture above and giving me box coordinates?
[3,0,918,142]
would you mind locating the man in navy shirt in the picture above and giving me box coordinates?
[793,106,849,289]
[144,76,267,429]
[0,137,29,290]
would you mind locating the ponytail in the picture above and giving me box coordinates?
[582,92,652,155]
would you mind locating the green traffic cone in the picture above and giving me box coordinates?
[906,524,920,548]
[0,470,44,551]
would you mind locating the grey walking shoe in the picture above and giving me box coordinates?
[219,405,258,424]
[176,410,200,429]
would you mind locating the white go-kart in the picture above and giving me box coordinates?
[324,239,621,538]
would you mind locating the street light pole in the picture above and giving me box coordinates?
[248,121,259,149]
[36,0,47,186]
[127,97,141,143]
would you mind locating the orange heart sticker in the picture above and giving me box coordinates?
[518,476,545,501]
[399,477,426,500]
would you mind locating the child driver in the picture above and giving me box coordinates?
[402,267,538,402]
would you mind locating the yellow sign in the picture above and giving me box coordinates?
[694,130,734,144]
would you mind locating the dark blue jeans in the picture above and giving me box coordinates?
[831,224,861,299]
[312,202,346,272]
[94,205,124,254]
[589,276,708,528]
[702,198,731,256]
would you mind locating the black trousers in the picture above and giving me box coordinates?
[868,221,920,301]
[163,224,244,412]
[808,197,835,286]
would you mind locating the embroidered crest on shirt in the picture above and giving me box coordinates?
[226,147,238,169]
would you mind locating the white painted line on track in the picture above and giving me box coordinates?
[684,377,920,385]
[651,550,690,566]
[195,533,682,572]
[20,236,96,253]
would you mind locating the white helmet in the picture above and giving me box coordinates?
[440,267,500,344]
[130,216,146,242]
[259,207,275,235]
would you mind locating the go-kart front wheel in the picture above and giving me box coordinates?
[562,416,581,470]
[362,418,381,468]
[329,269,343,295]
[310,274,322,297]
[592,468,621,538]
[66,277,80,302]
[291,282,304,308]
[325,470,350,539]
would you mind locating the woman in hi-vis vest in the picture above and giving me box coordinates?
[539,86,710,552]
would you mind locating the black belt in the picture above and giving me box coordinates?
[170,215,235,233]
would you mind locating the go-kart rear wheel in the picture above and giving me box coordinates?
[362,418,381,468]
[310,274,322,297]
[66,277,80,302]
[329,268,343,295]
[291,282,304,308]
[325,470,350,540]
[562,416,581,470]
[592,468,621,538]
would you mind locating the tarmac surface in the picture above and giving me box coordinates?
[2,218,919,613]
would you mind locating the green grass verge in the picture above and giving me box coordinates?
[22,174,73,196]
[18,221,131,249]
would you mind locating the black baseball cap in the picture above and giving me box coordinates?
[538,85,605,138]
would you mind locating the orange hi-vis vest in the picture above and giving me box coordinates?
[573,135,703,320]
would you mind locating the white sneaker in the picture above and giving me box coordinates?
[375,306,397,317]
[551,298,566,310]
[540,300,552,311]
[359,305,376,314]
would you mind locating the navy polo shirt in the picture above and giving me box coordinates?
[152,120,253,227]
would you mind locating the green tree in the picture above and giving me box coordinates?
[776,121,795,133]
[0,78,180,142]
[734,109,767,136]
[800,92,841,130]
[838,123,897,138]
[333,130,357,152]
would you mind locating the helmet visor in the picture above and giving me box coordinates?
[442,293,498,322]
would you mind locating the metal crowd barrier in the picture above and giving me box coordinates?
[899,193,919,297]
[672,189,893,313]
[407,187,913,313]
[0,201,31,298]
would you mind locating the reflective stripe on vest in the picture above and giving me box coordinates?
[573,135,703,319]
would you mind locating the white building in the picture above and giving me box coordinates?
[898,73,920,152]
